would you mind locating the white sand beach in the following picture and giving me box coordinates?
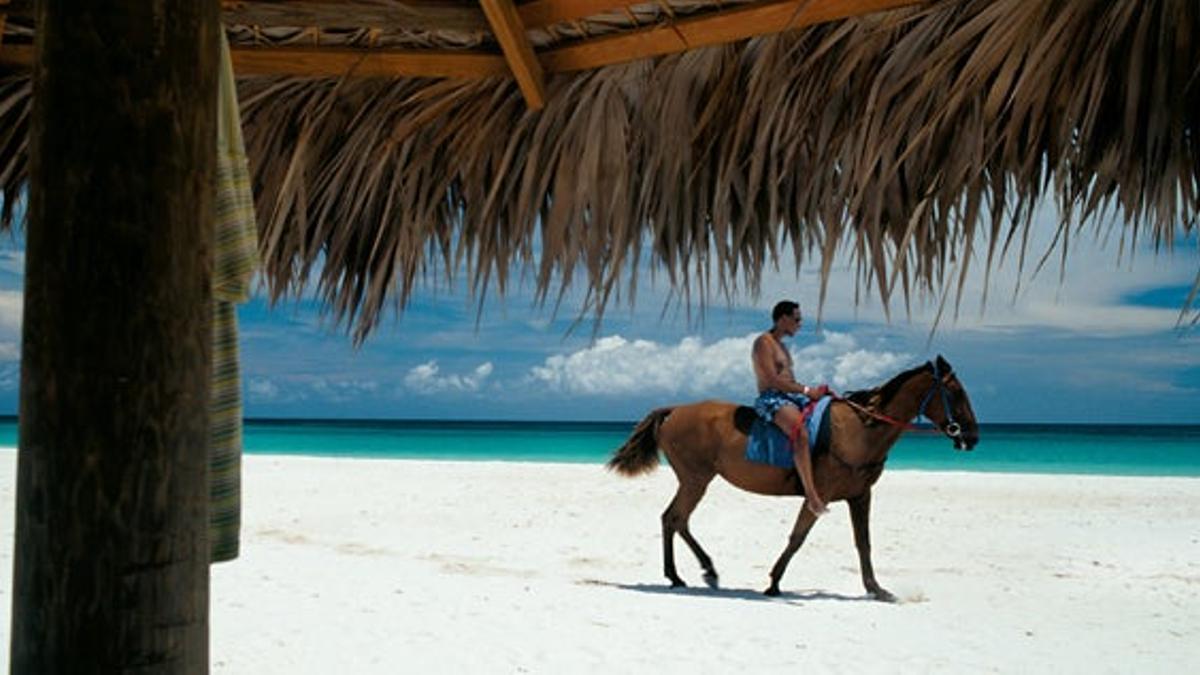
[1,451,1198,672]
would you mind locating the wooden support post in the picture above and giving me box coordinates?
[11,0,217,671]
[479,0,546,110]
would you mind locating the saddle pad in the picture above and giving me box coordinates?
[744,395,833,469]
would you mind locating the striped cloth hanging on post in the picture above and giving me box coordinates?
[211,31,259,563]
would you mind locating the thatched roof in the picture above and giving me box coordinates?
[2,0,1198,341]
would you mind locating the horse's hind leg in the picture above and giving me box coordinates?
[764,506,820,596]
[662,477,718,588]
[679,527,719,589]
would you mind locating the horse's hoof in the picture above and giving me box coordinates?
[870,588,896,603]
[702,571,719,589]
[763,586,780,597]
[669,578,687,589]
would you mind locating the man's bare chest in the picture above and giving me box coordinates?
[769,341,792,373]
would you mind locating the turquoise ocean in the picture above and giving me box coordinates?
[1,417,1197,477]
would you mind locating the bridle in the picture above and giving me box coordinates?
[841,360,963,443]
[828,361,969,473]
[918,360,964,443]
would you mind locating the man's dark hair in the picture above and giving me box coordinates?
[772,300,800,322]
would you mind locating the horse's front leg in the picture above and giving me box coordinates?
[848,490,895,602]
[764,500,820,596]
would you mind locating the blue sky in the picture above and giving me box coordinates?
[0,201,1197,424]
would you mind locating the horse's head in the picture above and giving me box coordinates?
[919,355,979,451]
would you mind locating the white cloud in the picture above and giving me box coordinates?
[0,290,21,332]
[752,204,1199,336]
[834,350,912,389]
[0,362,17,390]
[310,377,380,401]
[0,251,24,277]
[246,375,383,404]
[527,331,910,397]
[247,377,280,401]
[404,360,493,394]
[780,332,911,390]
[961,300,1187,335]
[529,334,753,397]
[0,289,33,370]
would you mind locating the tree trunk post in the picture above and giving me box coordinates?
[11,2,218,672]
[0,0,8,48]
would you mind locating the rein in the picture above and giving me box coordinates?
[839,398,919,430]
[825,398,912,474]
[837,360,963,441]
[806,360,967,474]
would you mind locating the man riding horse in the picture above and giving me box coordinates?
[609,328,980,597]
[752,300,830,516]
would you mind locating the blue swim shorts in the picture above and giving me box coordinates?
[753,389,811,424]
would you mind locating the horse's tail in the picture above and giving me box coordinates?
[607,407,673,477]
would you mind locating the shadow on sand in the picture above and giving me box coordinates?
[576,579,874,606]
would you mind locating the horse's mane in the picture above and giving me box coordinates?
[844,361,932,410]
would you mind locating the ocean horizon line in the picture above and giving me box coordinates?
[0,414,1197,430]
[237,417,1200,432]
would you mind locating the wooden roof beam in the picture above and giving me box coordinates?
[480,0,545,109]
[230,45,509,78]
[540,0,928,72]
[218,1,634,32]
[516,0,633,28]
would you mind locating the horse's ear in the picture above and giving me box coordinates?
[936,354,952,373]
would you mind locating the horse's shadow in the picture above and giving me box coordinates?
[578,579,874,606]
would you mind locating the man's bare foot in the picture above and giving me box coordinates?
[807,497,829,516]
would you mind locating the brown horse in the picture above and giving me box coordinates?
[608,355,979,601]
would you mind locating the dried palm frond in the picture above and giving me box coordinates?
[1,0,1197,342]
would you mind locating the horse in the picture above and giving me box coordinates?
[608,355,979,601]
